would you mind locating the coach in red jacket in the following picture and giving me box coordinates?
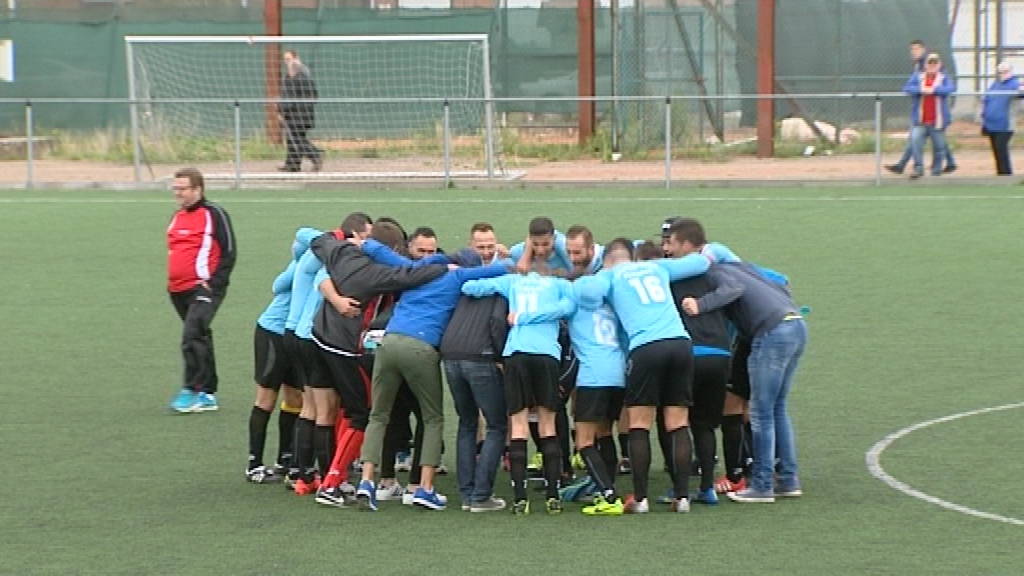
[166,168,237,413]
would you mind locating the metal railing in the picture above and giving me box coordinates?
[0,90,1013,189]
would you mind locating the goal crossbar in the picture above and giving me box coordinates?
[125,34,501,183]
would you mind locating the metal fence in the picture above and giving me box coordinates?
[1,91,1019,189]
[3,1,1020,149]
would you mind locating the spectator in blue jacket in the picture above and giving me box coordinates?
[981,62,1022,175]
[903,53,955,179]
[887,40,957,176]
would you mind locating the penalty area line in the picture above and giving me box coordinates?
[866,401,1024,526]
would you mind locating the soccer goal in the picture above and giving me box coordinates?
[125,34,509,182]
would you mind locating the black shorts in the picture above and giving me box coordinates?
[691,355,729,427]
[253,325,291,391]
[320,350,371,412]
[624,337,694,408]
[574,387,625,423]
[503,352,561,415]
[282,329,306,390]
[727,338,752,401]
[297,337,331,390]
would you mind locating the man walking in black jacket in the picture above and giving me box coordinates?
[279,50,321,173]
[440,292,510,512]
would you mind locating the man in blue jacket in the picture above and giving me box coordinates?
[887,41,958,176]
[981,62,1022,175]
[903,53,955,179]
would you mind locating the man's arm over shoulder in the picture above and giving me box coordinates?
[455,263,510,284]
[517,279,576,325]
[366,260,448,293]
[273,262,297,294]
[462,274,512,298]
[573,273,611,310]
[658,253,711,281]
[694,265,745,313]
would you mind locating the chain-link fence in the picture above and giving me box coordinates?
[1,0,1021,153]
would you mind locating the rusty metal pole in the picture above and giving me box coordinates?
[578,0,596,145]
[265,0,282,144]
[756,0,775,158]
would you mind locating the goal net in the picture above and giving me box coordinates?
[125,35,507,181]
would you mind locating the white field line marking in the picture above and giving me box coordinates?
[865,402,1024,526]
[2,195,1024,204]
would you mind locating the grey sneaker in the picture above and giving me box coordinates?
[775,486,803,498]
[727,488,776,503]
[470,497,507,513]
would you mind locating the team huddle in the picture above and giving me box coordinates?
[164,169,808,516]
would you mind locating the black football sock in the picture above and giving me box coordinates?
[540,436,563,499]
[692,426,718,492]
[721,414,745,483]
[596,435,619,486]
[669,426,693,500]
[657,417,672,471]
[248,406,272,470]
[314,425,335,478]
[277,409,298,468]
[294,418,316,481]
[628,429,651,501]
[509,439,528,501]
[556,408,572,473]
[581,445,615,500]
[742,421,754,478]
[618,433,630,460]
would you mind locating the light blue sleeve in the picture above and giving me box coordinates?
[658,253,711,281]
[517,279,576,325]
[295,227,324,247]
[298,249,321,274]
[508,242,525,262]
[312,267,330,291]
[553,231,571,267]
[573,273,611,310]
[272,262,296,294]
[494,257,517,268]
[462,274,513,298]
[705,242,741,263]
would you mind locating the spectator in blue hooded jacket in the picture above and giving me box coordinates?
[903,53,955,179]
[981,62,1022,176]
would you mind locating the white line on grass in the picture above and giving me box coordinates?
[2,194,1024,204]
[866,401,1024,526]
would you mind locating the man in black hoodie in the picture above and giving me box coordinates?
[310,221,450,505]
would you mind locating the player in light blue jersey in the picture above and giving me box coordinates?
[509,216,572,275]
[462,271,575,514]
[566,286,629,516]
[246,236,306,484]
[564,224,646,277]
[574,238,711,514]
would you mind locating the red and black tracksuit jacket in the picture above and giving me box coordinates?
[166,198,237,295]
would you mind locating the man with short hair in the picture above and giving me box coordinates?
[408,227,439,259]
[167,168,236,414]
[469,222,509,264]
[462,269,576,515]
[279,50,321,172]
[574,239,711,514]
[681,261,808,504]
[510,217,572,275]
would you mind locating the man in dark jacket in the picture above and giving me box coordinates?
[309,222,449,505]
[279,50,321,173]
[439,290,510,512]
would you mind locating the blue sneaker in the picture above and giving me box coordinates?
[411,487,447,511]
[170,389,198,413]
[558,476,596,502]
[692,487,719,505]
[194,392,218,412]
[356,480,378,511]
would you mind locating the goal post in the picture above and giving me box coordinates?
[125,34,504,181]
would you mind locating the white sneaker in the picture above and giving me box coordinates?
[626,497,650,514]
[402,490,416,506]
[395,452,412,472]
[376,482,405,501]
[674,498,691,514]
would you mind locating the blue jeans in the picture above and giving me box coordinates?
[910,125,949,175]
[747,318,807,494]
[443,359,508,504]
[896,133,955,171]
